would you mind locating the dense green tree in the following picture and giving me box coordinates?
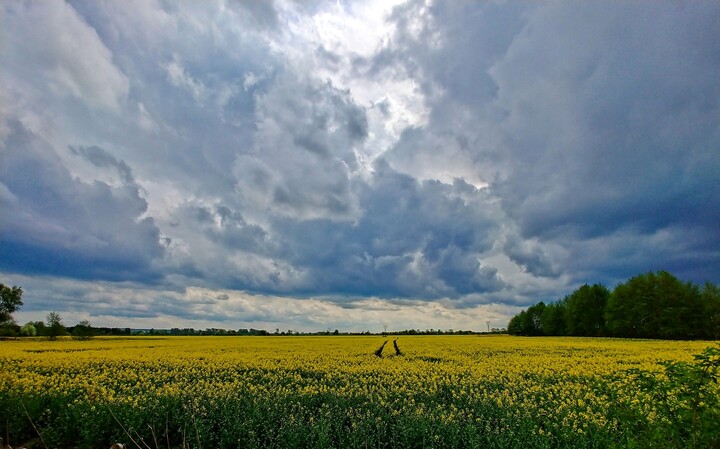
[509,271,717,340]
[605,280,634,337]
[507,310,528,335]
[606,271,704,339]
[71,320,95,340]
[565,284,610,336]
[0,283,23,326]
[701,282,720,340]
[654,271,703,339]
[46,311,67,340]
[606,272,657,338]
[0,323,20,337]
[526,302,546,335]
[21,322,37,337]
[31,320,47,336]
[508,302,546,336]
[541,300,567,336]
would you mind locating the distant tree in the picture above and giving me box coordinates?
[509,271,715,340]
[31,320,47,336]
[526,302,546,335]
[0,323,20,337]
[654,271,703,339]
[541,300,567,336]
[21,322,37,337]
[0,283,23,326]
[46,311,67,340]
[564,284,610,336]
[508,302,546,336]
[605,279,637,337]
[71,320,95,340]
[606,271,703,339]
[507,310,528,335]
[606,272,664,338]
[701,282,720,340]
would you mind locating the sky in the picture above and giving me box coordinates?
[1,0,719,332]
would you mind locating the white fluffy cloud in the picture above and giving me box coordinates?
[3,0,129,111]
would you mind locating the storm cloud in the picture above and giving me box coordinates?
[0,120,164,282]
[1,0,718,331]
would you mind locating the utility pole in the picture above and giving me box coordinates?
[486,320,491,333]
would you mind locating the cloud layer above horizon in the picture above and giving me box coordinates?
[1,0,719,331]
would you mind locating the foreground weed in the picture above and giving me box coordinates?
[627,344,720,448]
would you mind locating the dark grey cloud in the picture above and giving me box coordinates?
[266,162,506,300]
[0,120,164,282]
[57,0,280,198]
[488,2,720,240]
[379,0,720,286]
[503,235,557,279]
[70,145,134,184]
[179,202,273,256]
[148,160,506,302]
[232,72,368,220]
[387,0,528,107]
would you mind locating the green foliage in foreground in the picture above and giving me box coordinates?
[3,393,586,449]
[626,344,720,449]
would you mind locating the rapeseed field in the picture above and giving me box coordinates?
[1,335,718,448]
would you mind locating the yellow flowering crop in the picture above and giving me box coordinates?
[0,335,717,448]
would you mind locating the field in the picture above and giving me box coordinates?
[1,335,718,448]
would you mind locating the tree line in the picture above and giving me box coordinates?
[2,284,491,338]
[508,270,720,340]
